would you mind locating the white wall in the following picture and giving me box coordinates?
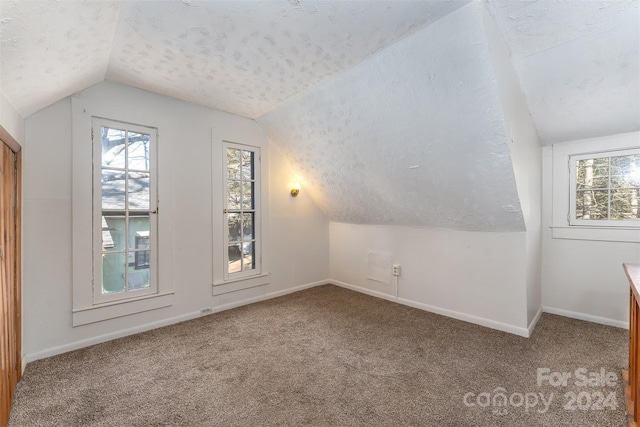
[268,144,330,290]
[483,5,542,326]
[329,223,530,336]
[1,91,24,146]
[258,1,525,233]
[541,145,639,327]
[324,6,547,334]
[23,82,329,360]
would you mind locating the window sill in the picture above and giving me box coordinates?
[213,273,270,296]
[72,291,175,327]
[551,226,640,243]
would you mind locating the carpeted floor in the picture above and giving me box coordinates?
[9,285,628,426]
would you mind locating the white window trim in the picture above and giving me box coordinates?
[223,141,262,280]
[569,148,640,228]
[92,118,159,304]
[211,130,269,294]
[550,131,640,243]
[72,96,173,327]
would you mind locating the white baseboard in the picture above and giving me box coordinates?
[212,280,329,314]
[24,310,203,365]
[23,280,330,367]
[528,306,543,336]
[34,281,618,368]
[330,280,531,337]
[542,306,628,329]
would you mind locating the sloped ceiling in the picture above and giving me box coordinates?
[259,1,524,231]
[1,0,638,231]
[488,0,639,144]
[1,0,469,118]
[0,0,121,117]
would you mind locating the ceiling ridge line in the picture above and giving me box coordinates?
[103,0,126,81]
[254,1,473,120]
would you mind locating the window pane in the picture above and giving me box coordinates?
[242,181,253,209]
[241,150,254,180]
[228,244,242,273]
[102,252,126,294]
[611,188,640,220]
[242,213,254,241]
[576,158,608,189]
[129,216,149,249]
[127,132,150,171]
[102,171,126,209]
[576,189,609,220]
[127,268,150,290]
[228,181,241,209]
[101,127,126,168]
[611,155,640,188]
[102,215,125,252]
[227,148,241,180]
[128,172,150,210]
[228,213,241,242]
[242,242,255,271]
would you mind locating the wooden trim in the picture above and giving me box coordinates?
[625,263,640,426]
[0,141,21,427]
[624,370,638,427]
[14,151,21,382]
[0,126,21,154]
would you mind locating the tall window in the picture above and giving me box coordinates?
[224,142,261,279]
[570,149,640,226]
[94,119,158,303]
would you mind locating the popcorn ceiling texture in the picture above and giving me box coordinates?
[1,0,638,230]
[0,0,121,117]
[488,0,640,144]
[258,2,525,232]
[1,0,469,118]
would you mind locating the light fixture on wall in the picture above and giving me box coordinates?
[291,182,300,198]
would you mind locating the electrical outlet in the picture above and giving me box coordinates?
[200,307,213,315]
[392,264,401,277]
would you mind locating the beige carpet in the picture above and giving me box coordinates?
[9,285,628,426]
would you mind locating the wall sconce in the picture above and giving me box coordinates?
[291,182,300,198]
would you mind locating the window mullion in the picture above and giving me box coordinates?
[124,130,130,292]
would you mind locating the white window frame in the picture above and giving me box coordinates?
[92,118,159,304]
[569,148,640,228]
[222,141,262,281]
[550,131,640,243]
[70,93,175,328]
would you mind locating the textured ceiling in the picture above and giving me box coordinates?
[1,0,469,118]
[0,0,121,117]
[488,0,640,144]
[259,1,524,231]
[1,0,637,137]
[1,0,639,231]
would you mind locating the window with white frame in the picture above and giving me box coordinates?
[549,132,640,242]
[224,142,261,279]
[570,149,640,226]
[94,118,158,303]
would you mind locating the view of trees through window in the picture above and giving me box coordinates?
[226,147,256,274]
[575,153,640,221]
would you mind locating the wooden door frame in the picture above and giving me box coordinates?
[0,125,22,427]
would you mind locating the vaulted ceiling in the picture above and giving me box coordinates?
[0,0,468,118]
[1,0,638,231]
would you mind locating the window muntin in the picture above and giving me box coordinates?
[570,149,640,226]
[224,142,260,279]
[94,119,157,303]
